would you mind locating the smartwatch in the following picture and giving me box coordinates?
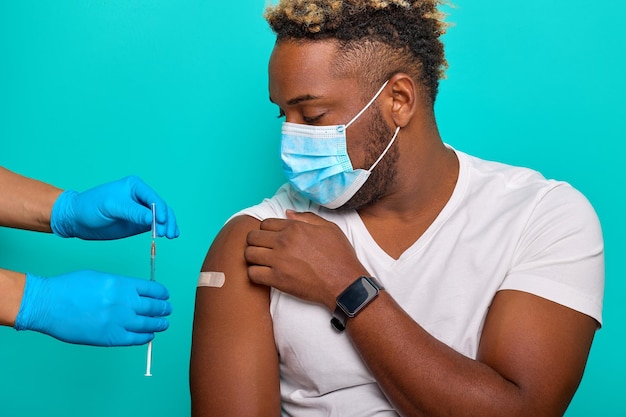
[331,276,384,332]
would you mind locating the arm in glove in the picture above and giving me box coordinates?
[13,271,172,346]
[51,175,180,240]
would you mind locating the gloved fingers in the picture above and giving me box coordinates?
[96,177,153,232]
[128,177,180,239]
[114,331,155,347]
[151,202,180,239]
[124,315,170,334]
[161,205,180,239]
[135,297,173,317]
[135,279,170,300]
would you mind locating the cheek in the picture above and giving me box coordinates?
[345,129,369,168]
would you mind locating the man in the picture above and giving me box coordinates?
[0,167,179,346]
[190,1,604,416]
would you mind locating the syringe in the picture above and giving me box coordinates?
[144,202,157,377]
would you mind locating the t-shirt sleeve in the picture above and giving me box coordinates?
[499,183,605,325]
[228,183,319,222]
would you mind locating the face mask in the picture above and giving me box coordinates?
[281,80,401,209]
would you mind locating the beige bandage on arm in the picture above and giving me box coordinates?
[197,271,226,288]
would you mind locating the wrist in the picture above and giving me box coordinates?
[50,190,78,238]
[331,276,384,332]
[0,270,26,327]
[14,273,46,331]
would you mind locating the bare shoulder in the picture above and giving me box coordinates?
[202,214,261,278]
[190,214,280,417]
[192,214,271,338]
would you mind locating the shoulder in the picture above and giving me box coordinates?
[458,151,600,228]
[230,183,321,222]
[202,214,260,281]
[460,150,554,191]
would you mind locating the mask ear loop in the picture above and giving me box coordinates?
[368,126,401,173]
[345,80,390,129]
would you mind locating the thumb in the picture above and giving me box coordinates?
[285,210,326,225]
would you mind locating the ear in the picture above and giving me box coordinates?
[387,73,418,129]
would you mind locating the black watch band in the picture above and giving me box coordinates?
[331,276,384,332]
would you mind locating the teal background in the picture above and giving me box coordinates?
[0,1,623,416]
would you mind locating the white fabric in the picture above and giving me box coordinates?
[232,149,604,417]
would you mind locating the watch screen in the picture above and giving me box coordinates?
[339,277,378,313]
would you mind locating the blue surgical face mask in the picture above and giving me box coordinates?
[281,80,401,209]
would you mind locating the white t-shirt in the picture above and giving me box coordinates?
[233,150,605,417]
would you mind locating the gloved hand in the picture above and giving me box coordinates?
[14,271,172,346]
[51,175,180,240]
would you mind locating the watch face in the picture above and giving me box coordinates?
[338,277,378,314]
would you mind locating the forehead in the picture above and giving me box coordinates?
[268,40,355,104]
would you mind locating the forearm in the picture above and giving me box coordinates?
[0,167,62,232]
[346,292,527,417]
[0,268,26,327]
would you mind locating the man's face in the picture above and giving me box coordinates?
[268,40,398,210]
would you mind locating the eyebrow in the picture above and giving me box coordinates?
[286,94,321,106]
[269,94,322,106]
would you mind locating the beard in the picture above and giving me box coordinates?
[338,106,399,211]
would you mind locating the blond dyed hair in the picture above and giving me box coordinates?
[265,0,449,103]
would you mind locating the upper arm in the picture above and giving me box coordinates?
[190,215,280,417]
[478,289,597,416]
[476,185,602,415]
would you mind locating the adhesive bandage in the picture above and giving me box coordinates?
[197,271,226,288]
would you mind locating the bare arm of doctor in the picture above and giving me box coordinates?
[0,168,62,325]
[0,166,63,232]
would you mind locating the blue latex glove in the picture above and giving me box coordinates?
[14,271,172,346]
[51,175,180,240]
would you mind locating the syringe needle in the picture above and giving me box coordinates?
[145,203,157,377]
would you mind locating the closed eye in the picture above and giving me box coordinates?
[303,113,325,124]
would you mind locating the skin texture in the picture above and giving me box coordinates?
[0,167,62,232]
[189,40,598,416]
[0,167,62,325]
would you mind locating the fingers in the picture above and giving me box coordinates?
[126,176,180,239]
[246,227,277,250]
[124,315,170,334]
[128,176,163,212]
[160,205,180,239]
[117,332,155,346]
[247,215,317,260]
[135,296,173,317]
[285,210,326,224]
[244,244,274,267]
[135,279,171,300]
[111,290,172,347]
[256,212,325,233]
[258,217,289,232]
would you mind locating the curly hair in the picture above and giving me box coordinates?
[264,0,449,104]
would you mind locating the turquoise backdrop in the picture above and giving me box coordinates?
[0,1,623,416]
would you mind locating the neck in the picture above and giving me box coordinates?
[358,124,459,222]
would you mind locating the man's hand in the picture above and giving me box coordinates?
[244,210,368,310]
